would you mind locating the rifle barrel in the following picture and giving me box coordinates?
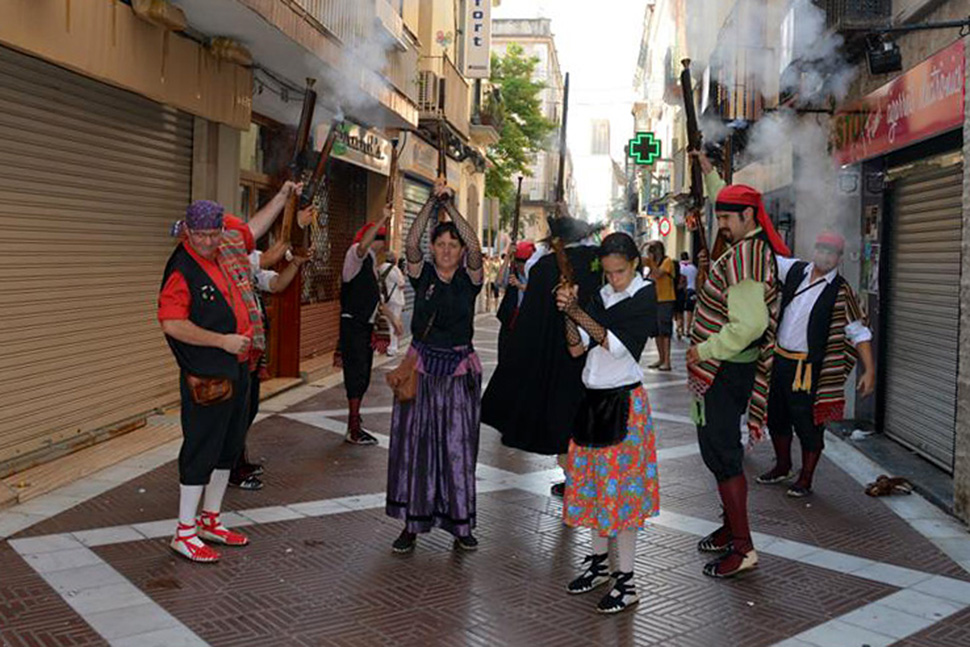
[555,72,570,210]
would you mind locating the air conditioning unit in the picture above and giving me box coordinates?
[821,0,891,32]
[418,71,440,111]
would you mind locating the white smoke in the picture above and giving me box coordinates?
[304,0,398,127]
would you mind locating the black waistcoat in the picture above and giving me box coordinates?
[779,261,843,369]
[161,245,239,378]
[340,252,380,322]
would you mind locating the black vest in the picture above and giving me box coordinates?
[161,245,240,378]
[340,251,380,322]
[779,261,843,369]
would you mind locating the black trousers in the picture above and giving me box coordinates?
[697,361,757,482]
[340,317,375,400]
[767,355,824,452]
[178,364,251,485]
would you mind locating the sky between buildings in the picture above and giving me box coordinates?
[493,0,645,218]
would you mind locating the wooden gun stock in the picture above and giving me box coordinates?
[280,80,318,248]
[681,60,712,285]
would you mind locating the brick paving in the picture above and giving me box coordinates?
[2,317,969,646]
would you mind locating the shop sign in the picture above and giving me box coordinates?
[461,0,492,79]
[398,132,461,187]
[316,121,392,176]
[832,40,964,166]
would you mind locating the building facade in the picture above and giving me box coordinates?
[0,0,497,482]
[492,17,568,241]
[649,0,970,524]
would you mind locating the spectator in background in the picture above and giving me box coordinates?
[678,252,699,340]
[644,241,676,371]
[380,251,407,357]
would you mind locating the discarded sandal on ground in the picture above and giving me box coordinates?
[865,475,914,497]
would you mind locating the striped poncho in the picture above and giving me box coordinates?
[689,235,780,440]
[811,280,866,425]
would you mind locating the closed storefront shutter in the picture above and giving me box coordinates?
[300,160,367,358]
[883,159,963,472]
[401,177,432,332]
[0,46,193,467]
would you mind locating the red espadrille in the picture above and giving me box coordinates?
[197,511,249,546]
[171,523,221,563]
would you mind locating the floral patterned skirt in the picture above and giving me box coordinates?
[563,386,659,537]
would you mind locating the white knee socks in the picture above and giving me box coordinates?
[203,469,230,514]
[591,530,609,555]
[590,528,638,573]
[177,485,204,539]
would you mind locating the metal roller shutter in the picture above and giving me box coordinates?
[883,159,963,472]
[401,177,432,332]
[0,46,193,467]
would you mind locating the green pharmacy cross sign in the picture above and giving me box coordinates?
[628,132,661,166]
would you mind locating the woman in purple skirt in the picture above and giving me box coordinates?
[386,178,484,553]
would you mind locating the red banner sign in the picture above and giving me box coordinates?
[832,40,965,166]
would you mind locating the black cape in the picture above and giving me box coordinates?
[495,282,521,367]
[481,245,603,455]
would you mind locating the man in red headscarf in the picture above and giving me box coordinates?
[757,231,875,497]
[686,183,788,578]
[340,205,396,445]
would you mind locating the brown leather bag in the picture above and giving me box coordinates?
[385,312,435,403]
[186,374,233,406]
[386,353,419,402]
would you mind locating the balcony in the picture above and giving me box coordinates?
[814,0,891,32]
[418,54,470,139]
[470,85,503,146]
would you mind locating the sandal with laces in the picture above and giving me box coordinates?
[170,523,220,563]
[197,511,249,546]
[596,571,639,614]
[702,546,758,578]
[756,466,794,485]
[567,553,611,594]
[697,525,732,553]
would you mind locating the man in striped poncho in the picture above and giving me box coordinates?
[756,232,875,498]
[686,184,791,579]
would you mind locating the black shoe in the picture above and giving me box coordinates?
[697,525,732,553]
[596,572,639,614]
[228,474,264,491]
[786,484,812,498]
[392,530,416,554]
[550,482,566,497]
[242,462,264,477]
[755,467,793,485]
[453,534,479,552]
[345,428,379,446]
[567,553,611,594]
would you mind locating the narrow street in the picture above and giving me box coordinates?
[2,316,969,647]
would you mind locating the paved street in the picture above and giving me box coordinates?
[2,316,970,647]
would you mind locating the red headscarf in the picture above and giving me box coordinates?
[816,231,845,253]
[353,222,388,244]
[715,184,791,257]
[514,241,536,261]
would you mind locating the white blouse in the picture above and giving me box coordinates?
[578,275,650,390]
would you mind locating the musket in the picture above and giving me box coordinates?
[680,59,714,286]
[435,122,448,223]
[552,72,575,289]
[287,118,341,254]
[280,79,318,248]
[511,175,523,244]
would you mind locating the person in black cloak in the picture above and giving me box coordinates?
[495,240,536,366]
[481,216,603,494]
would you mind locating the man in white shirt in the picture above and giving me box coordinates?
[757,231,875,497]
[678,252,699,339]
[379,251,407,356]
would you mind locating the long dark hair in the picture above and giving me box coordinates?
[599,232,642,272]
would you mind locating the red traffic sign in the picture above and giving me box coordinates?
[659,217,672,237]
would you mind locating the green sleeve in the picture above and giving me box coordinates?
[696,279,769,362]
[704,170,726,201]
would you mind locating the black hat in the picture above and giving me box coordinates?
[547,216,603,245]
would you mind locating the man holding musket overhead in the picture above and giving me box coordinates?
[686,183,790,579]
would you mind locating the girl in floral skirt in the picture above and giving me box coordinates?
[555,232,660,614]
